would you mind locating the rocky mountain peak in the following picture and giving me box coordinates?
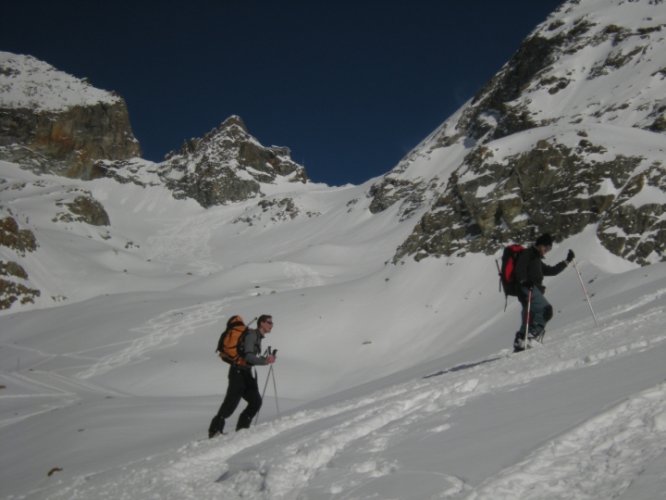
[159,116,308,207]
[220,114,248,132]
[0,51,141,178]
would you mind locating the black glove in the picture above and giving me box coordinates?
[566,249,575,263]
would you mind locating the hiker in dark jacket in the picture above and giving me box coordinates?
[513,234,574,351]
[208,314,275,437]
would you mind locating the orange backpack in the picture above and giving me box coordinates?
[216,315,249,366]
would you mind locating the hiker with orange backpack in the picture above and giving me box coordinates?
[208,314,276,438]
[512,234,574,352]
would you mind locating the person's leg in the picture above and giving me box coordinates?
[209,367,245,437]
[514,291,530,351]
[528,287,550,339]
[236,371,263,431]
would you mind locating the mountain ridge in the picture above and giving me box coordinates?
[368,0,666,264]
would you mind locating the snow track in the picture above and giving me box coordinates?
[76,299,230,379]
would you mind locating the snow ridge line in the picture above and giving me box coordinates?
[469,380,666,500]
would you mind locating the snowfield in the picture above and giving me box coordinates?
[3,262,665,500]
[1,156,665,499]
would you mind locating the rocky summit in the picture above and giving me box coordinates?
[98,115,309,208]
[158,116,308,207]
[0,52,141,178]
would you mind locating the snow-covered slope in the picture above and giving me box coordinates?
[2,159,663,499]
[1,231,664,499]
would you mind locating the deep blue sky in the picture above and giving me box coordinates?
[2,0,562,186]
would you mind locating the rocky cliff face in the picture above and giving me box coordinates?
[0,52,141,178]
[373,0,666,265]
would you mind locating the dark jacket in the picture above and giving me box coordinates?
[515,246,567,292]
[239,328,271,370]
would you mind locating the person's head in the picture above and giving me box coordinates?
[535,233,554,257]
[257,314,273,334]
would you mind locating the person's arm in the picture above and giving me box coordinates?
[543,250,574,276]
[542,260,567,276]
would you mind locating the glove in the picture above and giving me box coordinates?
[265,355,276,365]
[566,249,575,263]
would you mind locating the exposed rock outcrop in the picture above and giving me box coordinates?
[0,216,37,255]
[53,194,111,226]
[0,216,40,309]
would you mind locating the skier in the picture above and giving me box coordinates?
[208,314,276,437]
[513,234,574,352]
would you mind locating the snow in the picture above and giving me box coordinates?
[0,52,119,111]
[2,1,666,497]
[1,156,665,499]
[627,184,666,208]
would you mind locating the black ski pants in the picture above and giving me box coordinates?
[209,365,262,433]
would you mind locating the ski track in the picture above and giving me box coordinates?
[73,261,324,381]
[0,371,124,429]
[39,291,666,500]
[76,299,230,380]
[3,261,325,432]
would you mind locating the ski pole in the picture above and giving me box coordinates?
[255,347,279,425]
[271,350,281,418]
[572,259,599,327]
[255,364,273,425]
[523,287,532,349]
